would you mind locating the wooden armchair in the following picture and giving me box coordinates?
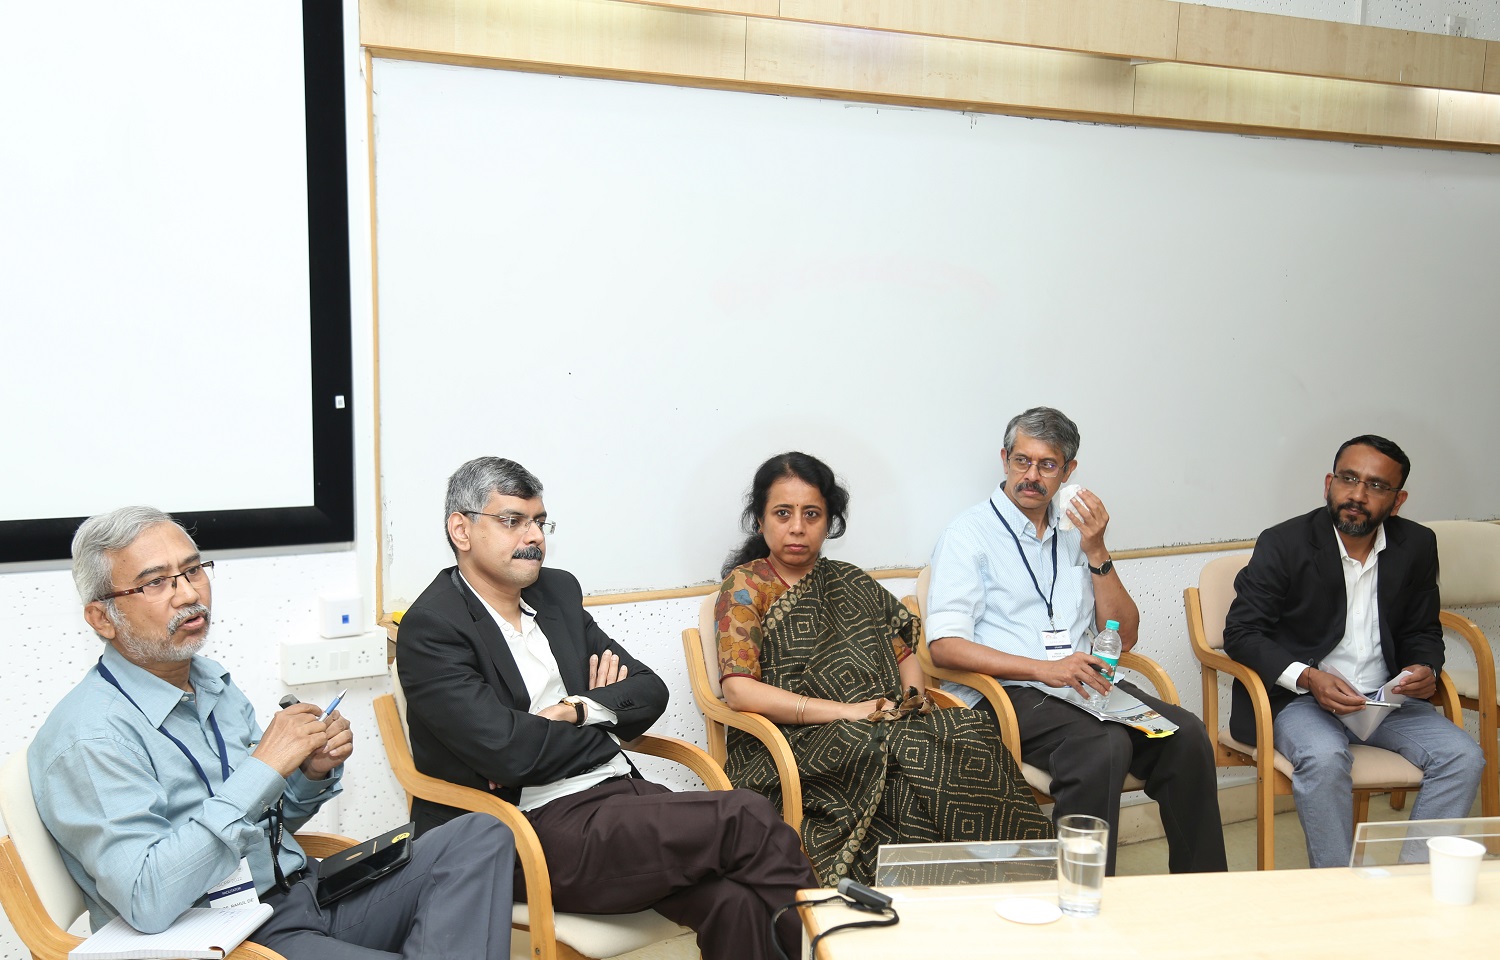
[1425,520,1500,817]
[908,566,1180,805]
[0,749,356,960]
[679,589,964,835]
[377,660,730,960]
[1185,552,1465,869]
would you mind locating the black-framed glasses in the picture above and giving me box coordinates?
[465,512,556,535]
[1007,454,1063,478]
[1331,474,1398,496]
[95,561,215,603]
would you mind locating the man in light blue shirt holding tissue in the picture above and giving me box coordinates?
[925,406,1225,875]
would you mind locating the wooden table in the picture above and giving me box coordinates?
[799,863,1500,959]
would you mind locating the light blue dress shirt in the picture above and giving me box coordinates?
[926,484,1098,706]
[28,644,341,933]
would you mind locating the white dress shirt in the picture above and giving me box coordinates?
[460,573,631,810]
[1277,523,1388,695]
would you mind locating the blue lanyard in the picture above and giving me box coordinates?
[96,659,231,795]
[989,494,1059,627]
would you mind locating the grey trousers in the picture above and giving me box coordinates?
[1274,696,1484,868]
[254,812,516,960]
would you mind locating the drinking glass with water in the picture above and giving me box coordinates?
[1057,814,1109,916]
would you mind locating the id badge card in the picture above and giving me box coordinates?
[206,858,259,909]
[1041,629,1072,661]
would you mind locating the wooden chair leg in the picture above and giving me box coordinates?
[1257,778,1275,871]
[1353,791,1371,827]
[1387,789,1407,811]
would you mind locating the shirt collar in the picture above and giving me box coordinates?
[1332,521,1387,567]
[458,571,538,636]
[99,643,229,727]
[991,482,1056,541]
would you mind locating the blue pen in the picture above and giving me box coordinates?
[319,688,348,721]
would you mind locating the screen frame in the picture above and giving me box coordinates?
[0,0,354,563]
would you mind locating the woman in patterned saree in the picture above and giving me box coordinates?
[714,452,1052,886]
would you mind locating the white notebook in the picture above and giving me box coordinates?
[70,905,273,960]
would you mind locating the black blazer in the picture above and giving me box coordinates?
[396,566,669,834]
[1221,508,1443,746]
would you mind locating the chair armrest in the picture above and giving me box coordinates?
[373,694,558,960]
[624,734,732,792]
[229,944,289,960]
[1435,671,1463,724]
[1119,651,1179,705]
[927,686,965,710]
[1441,611,1497,706]
[292,832,359,859]
[0,836,85,960]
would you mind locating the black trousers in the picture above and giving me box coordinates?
[979,681,1227,875]
[255,812,516,960]
[522,778,818,960]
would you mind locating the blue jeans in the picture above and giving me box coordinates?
[1273,696,1484,868]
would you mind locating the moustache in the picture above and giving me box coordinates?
[1017,481,1047,496]
[167,604,210,636]
[1337,502,1369,518]
[512,546,544,561]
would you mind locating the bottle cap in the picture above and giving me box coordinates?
[1105,620,1120,630]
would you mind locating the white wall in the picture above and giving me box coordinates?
[2,0,1497,956]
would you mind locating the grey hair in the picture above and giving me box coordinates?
[72,506,188,605]
[444,457,544,554]
[1003,406,1081,464]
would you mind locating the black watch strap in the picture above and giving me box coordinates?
[1088,558,1114,577]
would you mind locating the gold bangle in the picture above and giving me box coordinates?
[795,694,809,725]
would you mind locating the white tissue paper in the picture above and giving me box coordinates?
[1054,483,1084,531]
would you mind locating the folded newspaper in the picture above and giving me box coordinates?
[1041,680,1179,737]
[1322,667,1411,741]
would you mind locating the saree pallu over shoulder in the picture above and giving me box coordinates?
[716,558,1052,886]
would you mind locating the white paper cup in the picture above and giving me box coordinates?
[1427,836,1485,905]
[1054,484,1083,532]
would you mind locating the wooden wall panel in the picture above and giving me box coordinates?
[744,17,1137,115]
[1177,5,1486,92]
[1134,62,1440,141]
[777,0,1179,60]
[1484,42,1500,94]
[1438,89,1500,144]
[361,0,746,81]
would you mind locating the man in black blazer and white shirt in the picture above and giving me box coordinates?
[1223,435,1483,867]
[397,457,815,960]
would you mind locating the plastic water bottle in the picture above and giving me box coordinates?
[1086,620,1122,708]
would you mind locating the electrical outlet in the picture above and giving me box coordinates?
[280,630,388,685]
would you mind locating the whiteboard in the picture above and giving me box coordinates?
[372,59,1500,601]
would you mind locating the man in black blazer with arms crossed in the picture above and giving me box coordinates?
[1223,435,1483,867]
[397,457,815,960]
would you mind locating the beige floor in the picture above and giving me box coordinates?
[1116,791,1483,874]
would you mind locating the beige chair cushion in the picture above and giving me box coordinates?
[1217,732,1423,787]
[698,592,724,700]
[1445,665,1481,701]
[1197,554,1253,651]
[513,905,690,959]
[1426,520,1500,607]
[1,749,87,931]
[1020,763,1147,797]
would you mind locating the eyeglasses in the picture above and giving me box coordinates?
[96,561,215,603]
[1007,454,1063,478]
[1331,474,1399,496]
[465,512,556,535]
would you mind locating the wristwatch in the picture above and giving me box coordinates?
[561,695,587,726]
[1087,558,1114,577]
